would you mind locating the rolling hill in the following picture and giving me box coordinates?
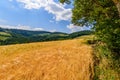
[0,27,92,45]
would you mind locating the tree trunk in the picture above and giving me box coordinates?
[112,0,120,17]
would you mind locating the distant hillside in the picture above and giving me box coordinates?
[0,27,92,45]
[69,30,92,39]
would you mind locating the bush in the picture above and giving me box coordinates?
[93,44,120,80]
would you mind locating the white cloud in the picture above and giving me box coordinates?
[49,29,57,32]
[67,24,91,32]
[16,0,72,21]
[33,28,44,31]
[0,24,44,31]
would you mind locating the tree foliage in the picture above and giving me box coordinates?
[60,0,120,53]
[59,0,71,4]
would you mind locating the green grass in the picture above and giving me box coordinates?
[0,32,11,41]
[0,36,9,41]
[0,32,11,36]
[93,44,120,80]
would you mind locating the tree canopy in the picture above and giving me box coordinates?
[60,0,120,53]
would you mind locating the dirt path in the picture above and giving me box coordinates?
[0,38,94,80]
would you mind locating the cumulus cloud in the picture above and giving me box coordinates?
[0,24,44,31]
[16,0,72,21]
[67,24,91,32]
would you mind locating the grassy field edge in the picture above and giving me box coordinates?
[93,43,120,80]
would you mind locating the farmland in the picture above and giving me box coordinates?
[0,36,93,80]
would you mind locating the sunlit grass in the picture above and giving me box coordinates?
[94,45,120,80]
[0,32,11,36]
[0,36,93,80]
[0,32,11,41]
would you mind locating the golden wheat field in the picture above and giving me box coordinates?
[0,36,94,80]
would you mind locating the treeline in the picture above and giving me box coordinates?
[0,28,92,45]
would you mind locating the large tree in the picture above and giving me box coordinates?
[60,0,120,53]
[60,0,120,17]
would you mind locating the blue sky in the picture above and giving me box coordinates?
[0,0,90,33]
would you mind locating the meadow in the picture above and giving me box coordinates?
[0,36,94,80]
